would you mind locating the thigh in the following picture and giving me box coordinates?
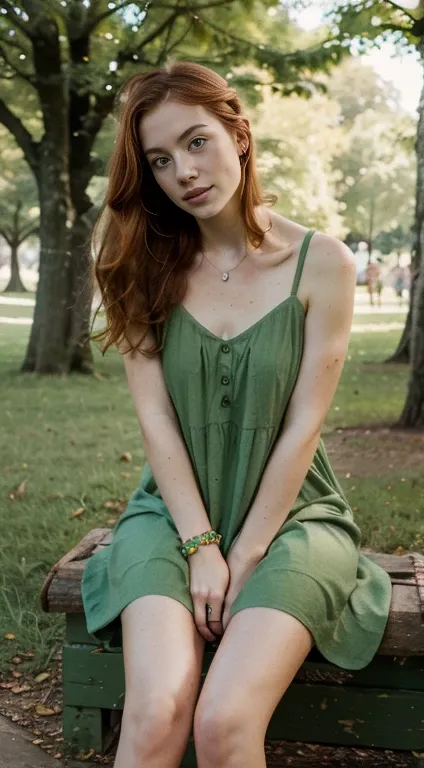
[121,594,205,714]
[195,607,313,733]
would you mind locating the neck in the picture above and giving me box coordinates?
[197,205,247,259]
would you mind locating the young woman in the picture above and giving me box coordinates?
[82,61,392,768]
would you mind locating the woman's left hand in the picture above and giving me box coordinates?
[221,540,264,632]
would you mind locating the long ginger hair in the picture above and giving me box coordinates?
[91,60,276,357]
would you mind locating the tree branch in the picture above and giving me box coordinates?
[86,0,143,34]
[154,11,182,65]
[0,98,39,174]
[19,225,39,244]
[2,0,35,39]
[155,0,235,9]
[87,0,235,33]
[0,43,35,84]
[116,9,183,65]
[0,33,30,55]
[385,0,417,22]
[0,228,12,246]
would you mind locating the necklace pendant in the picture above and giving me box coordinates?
[222,272,229,282]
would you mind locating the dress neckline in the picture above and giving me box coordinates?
[175,293,305,343]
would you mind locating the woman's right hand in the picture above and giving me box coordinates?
[187,544,230,641]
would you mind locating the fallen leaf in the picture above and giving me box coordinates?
[11,684,32,694]
[35,703,56,716]
[70,507,84,519]
[120,472,130,479]
[11,656,22,665]
[4,633,15,640]
[120,452,132,463]
[34,672,50,684]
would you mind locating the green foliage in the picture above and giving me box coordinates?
[249,80,346,233]
[375,225,414,256]
[335,108,416,244]
[328,0,420,47]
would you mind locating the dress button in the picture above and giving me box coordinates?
[221,375,229,385]
[221,344,230,354]
[221,395,231,407]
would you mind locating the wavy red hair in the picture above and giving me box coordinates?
[91,60,276,357]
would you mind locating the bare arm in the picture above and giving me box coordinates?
[120,326,212,542]
[231,234,357,561]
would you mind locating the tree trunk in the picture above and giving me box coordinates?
[3,241,26,293]
[68,212,94,373]
[21,19,78,374]
[385,256,417,364]
[397,43,424,428]
[3,201,27,293]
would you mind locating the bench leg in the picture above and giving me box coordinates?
[62,704,107,754]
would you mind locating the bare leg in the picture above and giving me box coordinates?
[193,608,313,768]
[114,595,204,768]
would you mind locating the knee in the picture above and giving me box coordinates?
[193,696,245,762]
[122,691,189,749]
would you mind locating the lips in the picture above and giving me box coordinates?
[183,186,212,201]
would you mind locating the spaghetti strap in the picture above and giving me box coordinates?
[290,229,315,297]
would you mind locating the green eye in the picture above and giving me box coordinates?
[153,157,169,169]
[152,137,207,169]
[191,137,206,149]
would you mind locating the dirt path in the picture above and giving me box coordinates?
[325,427,424,478]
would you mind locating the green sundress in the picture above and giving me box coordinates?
[82,229,392,670]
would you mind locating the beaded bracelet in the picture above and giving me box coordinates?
[180,529,222,558]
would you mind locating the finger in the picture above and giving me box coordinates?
[206,596,224,636]
[194,597,216,642]
[208,619,223,636]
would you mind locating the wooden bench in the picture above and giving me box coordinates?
[41,528,424,763]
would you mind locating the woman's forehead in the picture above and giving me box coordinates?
[139,102,216,146]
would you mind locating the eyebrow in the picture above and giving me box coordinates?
[144,123,208,156]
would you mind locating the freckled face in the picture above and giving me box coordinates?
[139,101,243,218]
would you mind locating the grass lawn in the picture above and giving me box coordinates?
[0,297,420,673]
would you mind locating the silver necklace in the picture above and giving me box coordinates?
[201,242,249,282]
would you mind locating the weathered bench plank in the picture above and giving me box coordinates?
[41,529,424,657]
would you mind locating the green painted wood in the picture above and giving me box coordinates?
[62,704,105,754]
[62,645,424,751]
[66,613,101,645]
[298,656,424,692]
[64,627,424,694]
[267,684,424,751]
[181,739,197,767]
[204,648,424,692]
[63,645,124,710]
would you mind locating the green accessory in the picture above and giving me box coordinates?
[180,529,222,558]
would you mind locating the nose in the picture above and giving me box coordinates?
[175,155,198,184]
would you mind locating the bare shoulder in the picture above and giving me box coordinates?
[308,232,356,276]
[306,232,356,315]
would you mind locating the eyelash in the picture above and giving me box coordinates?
[152,137,207,169]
